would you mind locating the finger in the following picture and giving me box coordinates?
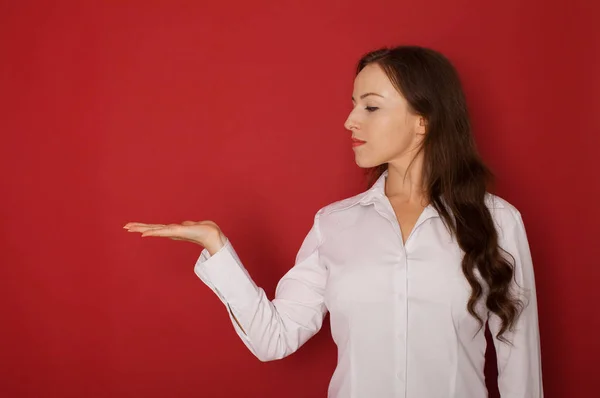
[127,227,165,235]
[126,224,166,232]
[140,226,181,238]
[124,222,149,228]
[144,224,199,240]
[181,221,196,226]
[125,223,148,230]
[125,222,165,228]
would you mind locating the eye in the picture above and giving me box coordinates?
[365,106,379,112]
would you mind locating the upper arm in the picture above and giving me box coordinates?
[488,208,544,397]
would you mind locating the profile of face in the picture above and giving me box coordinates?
[344,63,426,169]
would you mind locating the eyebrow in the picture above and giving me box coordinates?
[351,92,385,101]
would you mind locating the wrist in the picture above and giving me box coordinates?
[203,231,226,256]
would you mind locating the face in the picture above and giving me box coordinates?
[344,63,426,169]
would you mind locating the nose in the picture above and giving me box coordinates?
[344,114,358,132]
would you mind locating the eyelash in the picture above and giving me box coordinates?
[365,106,379,112]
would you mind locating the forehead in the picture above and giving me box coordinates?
[353,63,396,94]
[354,64,394,90]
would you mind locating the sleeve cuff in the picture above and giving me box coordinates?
[193,239,261,320]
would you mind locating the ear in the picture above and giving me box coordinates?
[416,116,427,136]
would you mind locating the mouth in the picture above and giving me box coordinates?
[351,137,366,147]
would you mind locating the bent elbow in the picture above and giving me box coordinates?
[254,347,287,362]
[251,339,294,362]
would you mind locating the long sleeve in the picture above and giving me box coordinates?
[193,211,328,362]
[489,209,544,397]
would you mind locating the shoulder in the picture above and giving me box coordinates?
[315,190,371,218]
[309,190,373,237]
[485,192,525,236]
[485,192,520,215]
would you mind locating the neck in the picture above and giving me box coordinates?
[384,155,428,205]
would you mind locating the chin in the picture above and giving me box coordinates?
[354,156,379,169]
[354,156,388,169]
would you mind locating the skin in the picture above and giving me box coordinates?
[124,63,432,333]
[345,63,429,243]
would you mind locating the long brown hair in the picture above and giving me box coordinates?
[357,46,523,343]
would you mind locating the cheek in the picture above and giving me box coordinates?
[366,115,404,147]
[352,122,397,168]
[366,123,416,165]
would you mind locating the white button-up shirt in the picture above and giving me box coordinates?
[194,170,543,397]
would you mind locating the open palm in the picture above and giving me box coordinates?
[124,220,226,254]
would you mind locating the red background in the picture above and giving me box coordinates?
[1,1,598,397]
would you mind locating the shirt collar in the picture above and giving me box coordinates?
[357,169,441,219]
[358,169,388,204]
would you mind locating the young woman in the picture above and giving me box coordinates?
[125,46,543,398]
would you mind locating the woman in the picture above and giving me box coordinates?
[124,46,543,397]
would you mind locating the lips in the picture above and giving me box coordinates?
[352,137,366,147]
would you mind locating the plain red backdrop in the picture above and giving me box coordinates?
[1,1,598,397]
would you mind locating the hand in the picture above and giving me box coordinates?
[123,220,227,255]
